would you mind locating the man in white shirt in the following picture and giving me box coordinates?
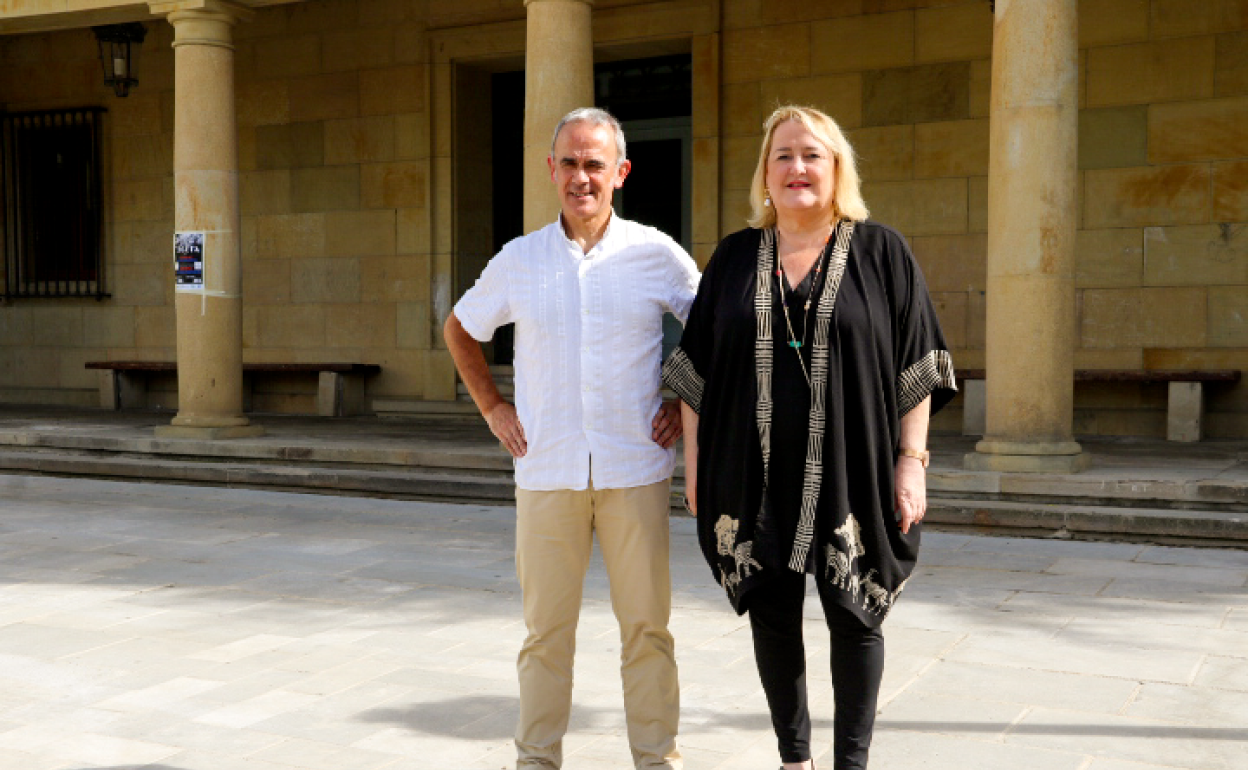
[444,108,699,769]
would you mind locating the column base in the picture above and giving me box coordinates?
[154,424,266,440]
[964,438,1091,473]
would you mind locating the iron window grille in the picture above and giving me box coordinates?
[1,108,108,300]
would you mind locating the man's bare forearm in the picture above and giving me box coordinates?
[443,312,504,417]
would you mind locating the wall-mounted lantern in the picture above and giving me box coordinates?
[92,23,148,98]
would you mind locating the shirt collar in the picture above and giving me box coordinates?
[556,210,618,259]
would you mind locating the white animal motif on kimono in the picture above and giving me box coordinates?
[834,514,866,558]
[825,544,853,586]
[734,541,762,581]
[860,569,893,614]
[714,515,738,557]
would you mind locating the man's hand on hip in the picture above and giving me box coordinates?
[651,400,683,448]
[486,402,528,458]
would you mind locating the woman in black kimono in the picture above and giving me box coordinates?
[663,106,956,769]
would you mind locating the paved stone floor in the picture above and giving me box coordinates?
[0,474,1244,770]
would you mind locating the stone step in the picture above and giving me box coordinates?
[0,447,517,502]
[928,466,1248,513]
[0,446,1243,545]
[2,402,1246,547]
[0,424,512,473]
[926,497,1248,545]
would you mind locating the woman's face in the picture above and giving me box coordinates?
[765,120,837,220]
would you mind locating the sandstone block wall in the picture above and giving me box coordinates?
[719,0,1248,437]
[0,25,176,407]
[0,0,438,413]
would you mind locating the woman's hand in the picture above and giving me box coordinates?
[894,456,926,534]
[652,400,683,448]
[895,395,932,534]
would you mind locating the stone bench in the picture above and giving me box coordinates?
[85,361,381,418]
[957,369,1242,443]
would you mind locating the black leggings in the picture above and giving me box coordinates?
[748,569,885,769]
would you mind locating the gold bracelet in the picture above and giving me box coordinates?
[898,448,929,468]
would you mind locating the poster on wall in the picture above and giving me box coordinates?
[173,231,205,291]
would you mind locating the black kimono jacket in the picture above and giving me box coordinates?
[662,221,957,628]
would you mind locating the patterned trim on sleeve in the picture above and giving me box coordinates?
[662,347,704,413]
[898,349,957,417]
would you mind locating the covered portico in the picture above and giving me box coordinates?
[1,0,1244,453]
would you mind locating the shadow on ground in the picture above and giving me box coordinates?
[355,694,777,740]
[878,721,1248,740]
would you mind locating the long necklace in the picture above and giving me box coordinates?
[775,229,832,389]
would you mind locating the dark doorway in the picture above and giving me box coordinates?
[491,69,525,256]
[456,53,693,366]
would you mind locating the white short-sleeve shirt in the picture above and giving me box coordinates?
[454,215,701,491]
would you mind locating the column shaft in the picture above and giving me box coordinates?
[522,0,594,233]
[966,0,1085,472]
[156,5,262,439]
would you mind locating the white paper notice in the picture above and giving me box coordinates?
[174,231,204,292]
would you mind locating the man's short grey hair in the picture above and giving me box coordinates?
[550,107,627,164]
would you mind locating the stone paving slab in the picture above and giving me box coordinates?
[0,475,1244,769]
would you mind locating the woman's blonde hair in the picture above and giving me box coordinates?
[747,105,869,228]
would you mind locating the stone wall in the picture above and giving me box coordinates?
[0,0,437,412]
[0,24,175,407]
[1075,0,1248,437]
[720,0,1248,437]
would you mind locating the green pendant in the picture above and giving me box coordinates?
[789,341,803,348]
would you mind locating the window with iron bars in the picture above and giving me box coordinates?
[1,108,107,300]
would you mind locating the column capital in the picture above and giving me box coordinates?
[150,0,254,43]
[154,0,253,49]
[524,0,593,7]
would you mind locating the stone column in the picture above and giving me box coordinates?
[523,0,594,233]
[965,0,1087,473]
[152,0,262,439]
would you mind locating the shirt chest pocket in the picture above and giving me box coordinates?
[524,269,580,338]
[595,265,663,334]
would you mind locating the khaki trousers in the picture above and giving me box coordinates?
[514,477,681,770]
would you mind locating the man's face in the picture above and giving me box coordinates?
[548,122,630,223]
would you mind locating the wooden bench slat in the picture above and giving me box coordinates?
[87,361,380,375]
[86,361,177,371]
[241,363,381,375]
[1081,369,1241,383]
